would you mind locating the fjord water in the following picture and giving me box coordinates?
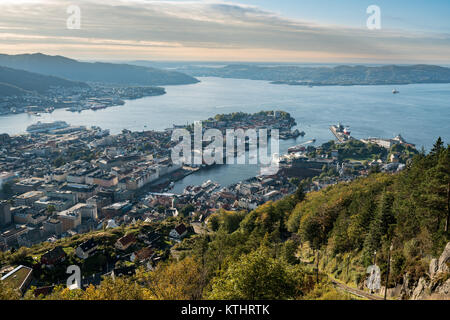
[1,77,448,191]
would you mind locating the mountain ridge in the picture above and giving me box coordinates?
[180,63,450,85]
[0,53,200,86]
[0,65,89,96]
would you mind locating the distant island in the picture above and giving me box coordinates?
[0,53,199,86]
[181,64,450,86]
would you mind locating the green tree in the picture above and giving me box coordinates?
[0,280,21,300]
[53,156,65,167]
[207,246,300,299]
[362,191,395,264]
[430,137,444,156]
[180,204,195,218]
[295,183,306,202]
[281,239,299,265]
[208,214,220,232]
[47,205,56,215]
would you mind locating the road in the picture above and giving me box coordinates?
[330,278,384,300]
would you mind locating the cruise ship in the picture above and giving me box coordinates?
[26,121,70,133]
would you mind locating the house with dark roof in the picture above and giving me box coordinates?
[130,246,155,263]
[112,265,136,278]
[33,285,55,298]
[41,246,66,267]
[115,233,137,251]
[137,231,160,245]
[76,238,98,259]
[169,223,188,239]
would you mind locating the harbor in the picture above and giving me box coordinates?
[330,123,353,143]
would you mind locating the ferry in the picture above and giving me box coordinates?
[343,127,351,135]
[26,121,69,133]
[330,123,352,142]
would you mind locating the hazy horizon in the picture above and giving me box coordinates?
[1,1,450,64]
[2,52,450,69]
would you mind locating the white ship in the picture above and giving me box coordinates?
[26,121,69,133]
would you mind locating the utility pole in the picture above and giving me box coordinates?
[316,249,320,283]
[445,182,450,233]
[384,245,393,300]
[346,253,350,280]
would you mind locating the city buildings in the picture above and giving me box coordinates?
[0,200,11,227]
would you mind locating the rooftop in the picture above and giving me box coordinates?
[0,265,33,292]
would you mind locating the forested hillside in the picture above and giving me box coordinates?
[0,66,88,96]
[182,64,450,86]
[1,139,448,300]
[288,138,449,294]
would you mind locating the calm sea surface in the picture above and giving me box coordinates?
[1,77,449,193]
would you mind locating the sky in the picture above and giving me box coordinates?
[0,0,449,63]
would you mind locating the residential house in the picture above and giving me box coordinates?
[76,238,98,259]
[169,223,188,239]
[112,265,136,278]
[115,233,137,251]
[41,246,66,267]
[130,246,154,263]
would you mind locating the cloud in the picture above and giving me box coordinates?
[0,0,449,62]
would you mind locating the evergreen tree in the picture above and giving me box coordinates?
[362,191,395,264]
[431,137,444,156]
[295,183,306,202]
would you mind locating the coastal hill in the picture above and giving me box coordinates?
[0,82,28,97]
[0,139,448,300]
[0,66,89,96]
[180,64,450,86]
[0,53,199,86]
